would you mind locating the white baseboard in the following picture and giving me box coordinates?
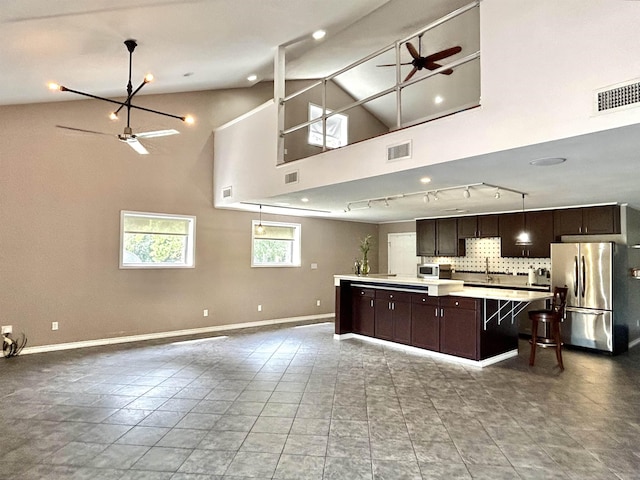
[333,333,517,368]
[19,314,335,356]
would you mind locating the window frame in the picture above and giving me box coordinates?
[308,103,349,149]
[251,220,302,268]
[120,210,196,269]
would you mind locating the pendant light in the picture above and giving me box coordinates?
[515,193,532,246]
[256,205,265,235]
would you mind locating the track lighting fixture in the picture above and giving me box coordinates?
[495,189,501,199]
[423,193,429,204]
[463,187,471,199]
[433,191,439,201]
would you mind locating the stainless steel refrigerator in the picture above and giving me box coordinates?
[551,242,628,354]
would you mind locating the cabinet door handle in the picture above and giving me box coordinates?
[370,299,373,308]
[435,307,438,317]
[440,308,444,317]
[392,302,395,311]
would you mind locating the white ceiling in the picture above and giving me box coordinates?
[3,0,640,224]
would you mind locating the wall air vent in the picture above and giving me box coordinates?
[221,186,232,199]
[387,141,412,162]
[595,79,640,114]
[284,171,299,185]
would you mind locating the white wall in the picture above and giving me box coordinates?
[214,0,640,207]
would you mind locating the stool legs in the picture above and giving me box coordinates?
[553,320,564,371]
[529,319,538,367]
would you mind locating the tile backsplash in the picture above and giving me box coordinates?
[422,237,551,274]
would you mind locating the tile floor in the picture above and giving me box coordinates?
[1,321,639,479]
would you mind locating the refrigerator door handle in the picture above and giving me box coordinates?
[581,255,586,298]
[566,306,606,316]
[573,256,579,298]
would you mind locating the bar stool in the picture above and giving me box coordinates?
[528,286,568,371]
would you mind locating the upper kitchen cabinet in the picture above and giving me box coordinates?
[458,215,500,238]
[553,205,620,238]
[500,210,553,258]
[416,218,464,257]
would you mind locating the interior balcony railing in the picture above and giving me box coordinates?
[279,0,480,165]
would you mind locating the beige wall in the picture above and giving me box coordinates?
[0,87,377,347]
[283,80,389,163]
[377,221,416,274]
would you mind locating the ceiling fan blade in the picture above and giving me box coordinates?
[424,46,462,63]
[404,67,418,82]
[124,138,149,155]
[135,129,180,139]
[376,62,413,67]
[405,42,420,59]
[55,125,112,136]
[426,62,454,75]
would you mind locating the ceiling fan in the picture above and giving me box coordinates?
[56,124,179,155]
[379,34,462,82]
[50,39,194,155]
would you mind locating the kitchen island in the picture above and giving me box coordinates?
[334,274,551,367]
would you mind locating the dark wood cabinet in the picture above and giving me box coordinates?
[554,205,620,238]
[411,294,440,351]
[416,218,463,256]
[416,219,436,256]
[478,215,500,237]
[457,216,478,238]
[374,290,411,344]
[439,297,478,360]
[500,210,553,258]
[458,215,499,239]
[351,287,375,337]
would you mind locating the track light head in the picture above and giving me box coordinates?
[463,187,471,199]
[423,193,429,204]
[495,189,501,199]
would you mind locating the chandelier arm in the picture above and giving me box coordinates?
[113,78,148,116]
[59,86,187,122]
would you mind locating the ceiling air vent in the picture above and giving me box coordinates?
[387,141,412,162]
[595,79,640,113]
[221,186,232,199]
[284,171,299,185]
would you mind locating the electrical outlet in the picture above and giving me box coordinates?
[316,300,321,307]
[257,305,262,312]
[51,322,59,331]
[1,325,12,335]
[203,309,209,317]
[311,263,318,270]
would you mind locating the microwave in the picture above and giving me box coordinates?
[417,263,452,279]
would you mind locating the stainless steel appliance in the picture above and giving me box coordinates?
[417,263,452,279]
[551,242,628,354]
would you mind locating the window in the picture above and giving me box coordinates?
[252,220,301,267]
[120,211,196,268]
[308,103,348,149]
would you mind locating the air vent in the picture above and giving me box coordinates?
[387,141,412,162]
[221,186,232,199]
[595,79,640,113]
[284,171,299,185]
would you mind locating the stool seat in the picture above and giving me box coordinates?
[528,287,568,371]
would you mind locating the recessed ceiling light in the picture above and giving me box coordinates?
[434,95,444,104]
[312,30,326,40]
[420,176,432,184]
[301,197,309,203]
[529,157,566,166]
[247,74,257,82]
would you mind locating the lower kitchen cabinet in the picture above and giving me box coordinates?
[374,290,411,344]
[411,294,440,351]
[351,287,375,337]
[439,297,478,360]
[343,283,520,362]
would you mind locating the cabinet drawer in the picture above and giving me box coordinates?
[352,288,375,299]
[375,290,412,303]
[440,296,477,310]
[411,293,438,306]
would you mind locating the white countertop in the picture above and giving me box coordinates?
[450,287,552,302]
[334,274,552,302]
